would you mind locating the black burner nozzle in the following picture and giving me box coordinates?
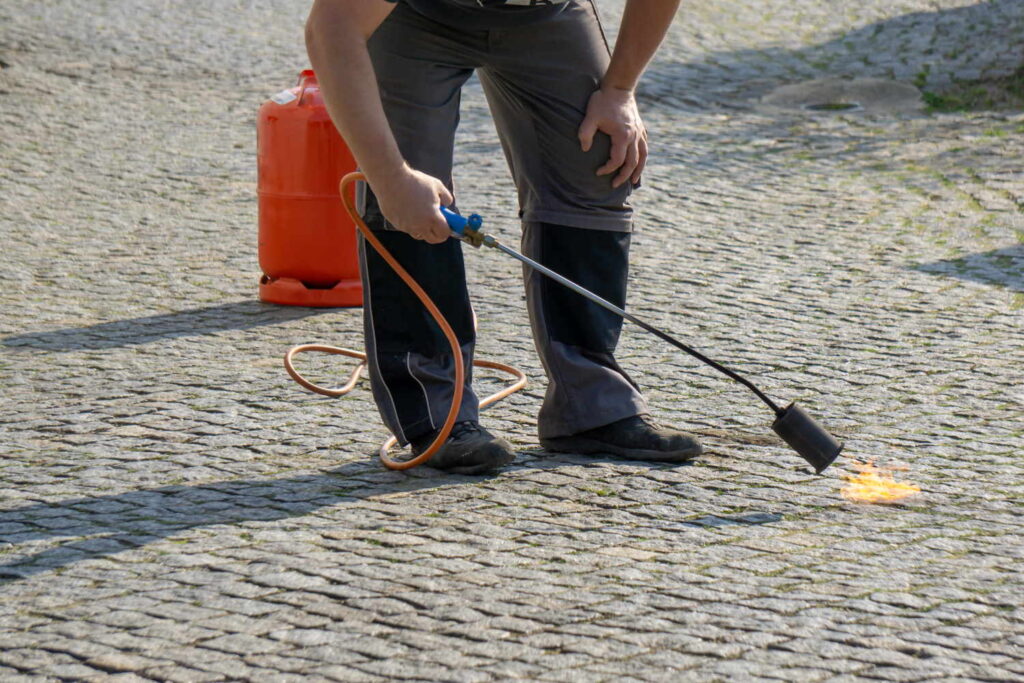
[772,402,843,474]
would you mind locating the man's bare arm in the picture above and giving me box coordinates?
[305,0,452,243]
[603,0,681,92]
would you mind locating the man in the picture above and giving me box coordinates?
[306,0,701,474]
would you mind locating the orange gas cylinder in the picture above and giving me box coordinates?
[257,69,362,307]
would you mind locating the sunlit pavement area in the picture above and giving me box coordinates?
[2,1,1023,680]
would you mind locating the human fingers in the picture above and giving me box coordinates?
[578,115,599,153]
[596,129,629,176]
[423,185,456,243]
[413,203,451,243]
[438,184,454,207]
[612,139,639,188]
[631,131,648,185]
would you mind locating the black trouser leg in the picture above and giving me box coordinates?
[522,222,648,439]
[357,205,479,446]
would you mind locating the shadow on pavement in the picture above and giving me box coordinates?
[633,1,1024,185]
[0,461,476,583]
[1,301,341,351]
[653,512,784,530]
[0,454,786,584]
[913,244,1024,292]
[640,0,1023,109]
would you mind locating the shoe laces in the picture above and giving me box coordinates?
[411,422,483,455]
[634,414,663,430]
[449,421,482,440]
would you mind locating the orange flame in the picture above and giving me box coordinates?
[841,460,920,504]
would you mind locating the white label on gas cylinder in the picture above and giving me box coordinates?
[270,90,298,105]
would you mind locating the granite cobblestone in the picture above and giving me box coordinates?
[3,0,1023,680]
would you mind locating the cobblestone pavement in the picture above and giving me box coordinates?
[2,1,1023,681]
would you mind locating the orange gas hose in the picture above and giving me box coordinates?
[283,172,527,470]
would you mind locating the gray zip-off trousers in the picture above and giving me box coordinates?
[357,0,649,444]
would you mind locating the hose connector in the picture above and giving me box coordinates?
[462,225,486,248]
[440,207,486,247]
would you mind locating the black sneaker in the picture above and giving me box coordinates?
[411,421,515,475]
[540,415,702,463]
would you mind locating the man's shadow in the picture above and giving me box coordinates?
[0,454,781,585]
[0,460,464,583]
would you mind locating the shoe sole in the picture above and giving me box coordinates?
[540,437,702,463]
[443,449,516,475]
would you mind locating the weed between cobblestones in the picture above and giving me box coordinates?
[919,66,1024,112]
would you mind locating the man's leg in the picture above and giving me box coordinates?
[478,1,643,438]
[360,5,514,470]
[520,222,647,437]
[477,1,701,459]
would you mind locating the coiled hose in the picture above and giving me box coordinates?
[284,171,527,470]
